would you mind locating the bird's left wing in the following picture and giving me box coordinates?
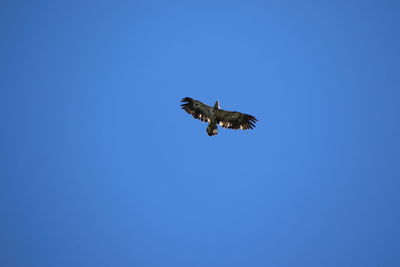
[181,97,213,123]
[217,109,258,130]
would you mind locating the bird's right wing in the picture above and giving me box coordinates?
[181,97,213,123]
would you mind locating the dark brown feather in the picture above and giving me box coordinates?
[180,97,212,123]
[217,110,258,130]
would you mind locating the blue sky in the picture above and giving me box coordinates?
[1,1,400,266]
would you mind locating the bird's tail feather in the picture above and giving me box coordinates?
[207,123,218,136]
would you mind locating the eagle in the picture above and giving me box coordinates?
[181,97,258,136]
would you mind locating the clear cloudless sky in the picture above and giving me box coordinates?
[1,0,400,266]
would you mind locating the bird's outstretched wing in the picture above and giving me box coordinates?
[181,97,213,123]
[217,110,257,130]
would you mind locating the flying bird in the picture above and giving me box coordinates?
[181,97,258,136]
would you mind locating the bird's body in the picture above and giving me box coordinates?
[181,97,258,136]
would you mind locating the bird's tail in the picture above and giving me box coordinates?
[207,123,218,136]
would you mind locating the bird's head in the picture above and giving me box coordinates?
[214,100,220,110]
